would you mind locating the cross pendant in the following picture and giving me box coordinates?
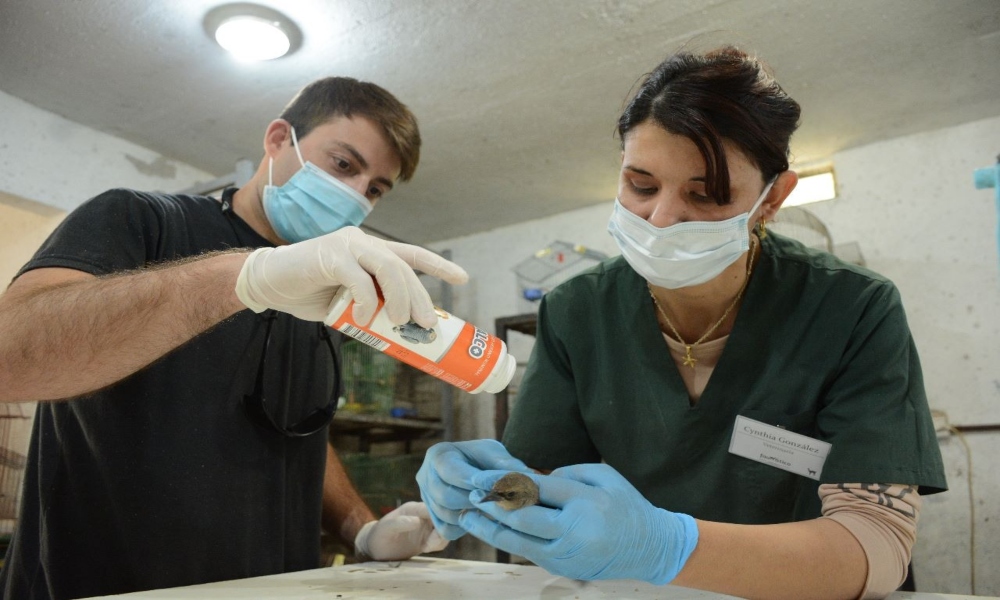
[682,347,697,368]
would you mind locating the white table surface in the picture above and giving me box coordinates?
[87,557,995,599]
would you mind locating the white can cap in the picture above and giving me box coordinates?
[471,342,517,394]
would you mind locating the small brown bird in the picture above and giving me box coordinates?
[481,472,540,510]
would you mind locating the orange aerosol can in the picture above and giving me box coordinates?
[326,287,516,394]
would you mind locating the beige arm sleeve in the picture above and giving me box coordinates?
[819,483,921,600]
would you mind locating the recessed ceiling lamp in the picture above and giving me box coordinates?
[204,3,302,61]
[783,166,838,207]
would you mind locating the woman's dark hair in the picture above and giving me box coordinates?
[617,46,801,205]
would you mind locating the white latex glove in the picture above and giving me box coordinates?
[354,501,449,561]
[235,226,468,328]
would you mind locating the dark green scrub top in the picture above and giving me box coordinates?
[503,233,946,525]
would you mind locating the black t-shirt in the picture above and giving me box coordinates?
[0,188,340,600]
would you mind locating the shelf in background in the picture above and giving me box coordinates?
[332,412,444,453]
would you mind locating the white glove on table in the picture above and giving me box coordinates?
[235,226,468,328]
[354,501,449,561]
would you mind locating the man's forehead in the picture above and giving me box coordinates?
[307,117,386,153]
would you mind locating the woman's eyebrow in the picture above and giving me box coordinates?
[623,164,705,183]
[622,164,653,176]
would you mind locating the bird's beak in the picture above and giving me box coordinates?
[480,491,502,503]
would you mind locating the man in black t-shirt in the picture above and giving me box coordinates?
[0,77,465,600]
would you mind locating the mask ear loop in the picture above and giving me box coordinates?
[267,125,307,187]
[290,126,306,167]
[752,177,777,237]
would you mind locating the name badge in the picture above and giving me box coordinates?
[728,416,831,480]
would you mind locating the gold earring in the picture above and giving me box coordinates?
[758,217,768,239]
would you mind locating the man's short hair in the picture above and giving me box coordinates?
[280,77,421,181]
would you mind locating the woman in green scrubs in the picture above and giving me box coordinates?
[418,46,946,600]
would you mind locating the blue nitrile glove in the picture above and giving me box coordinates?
[416,439,532,540]
[460,463,699,585]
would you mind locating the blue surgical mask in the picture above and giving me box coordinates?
[608,179,775,289]
[262,127,373,243]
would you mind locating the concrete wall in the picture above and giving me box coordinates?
[0,89,216,213]
[431,115,1000,595]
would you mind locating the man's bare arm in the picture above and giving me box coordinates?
[0,252,250,403]
[321,442,377,549]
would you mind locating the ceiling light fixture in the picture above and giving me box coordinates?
[204,3,302,61]
[783,166,838,207]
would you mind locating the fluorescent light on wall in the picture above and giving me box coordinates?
[204,4,302,62]
[784,169,837,207]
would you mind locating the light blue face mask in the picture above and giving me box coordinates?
[262,127,374,243]
[608,179,775,289]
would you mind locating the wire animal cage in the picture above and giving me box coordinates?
[770,206,834,253]
[339,336,447,419]
[339,453,425,516]
[339,339,398,415]
[512,241,608,311]
[0,403,32,559]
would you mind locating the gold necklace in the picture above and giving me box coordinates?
[647,236,758,369]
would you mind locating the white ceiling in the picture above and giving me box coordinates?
[1,0,998,244]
